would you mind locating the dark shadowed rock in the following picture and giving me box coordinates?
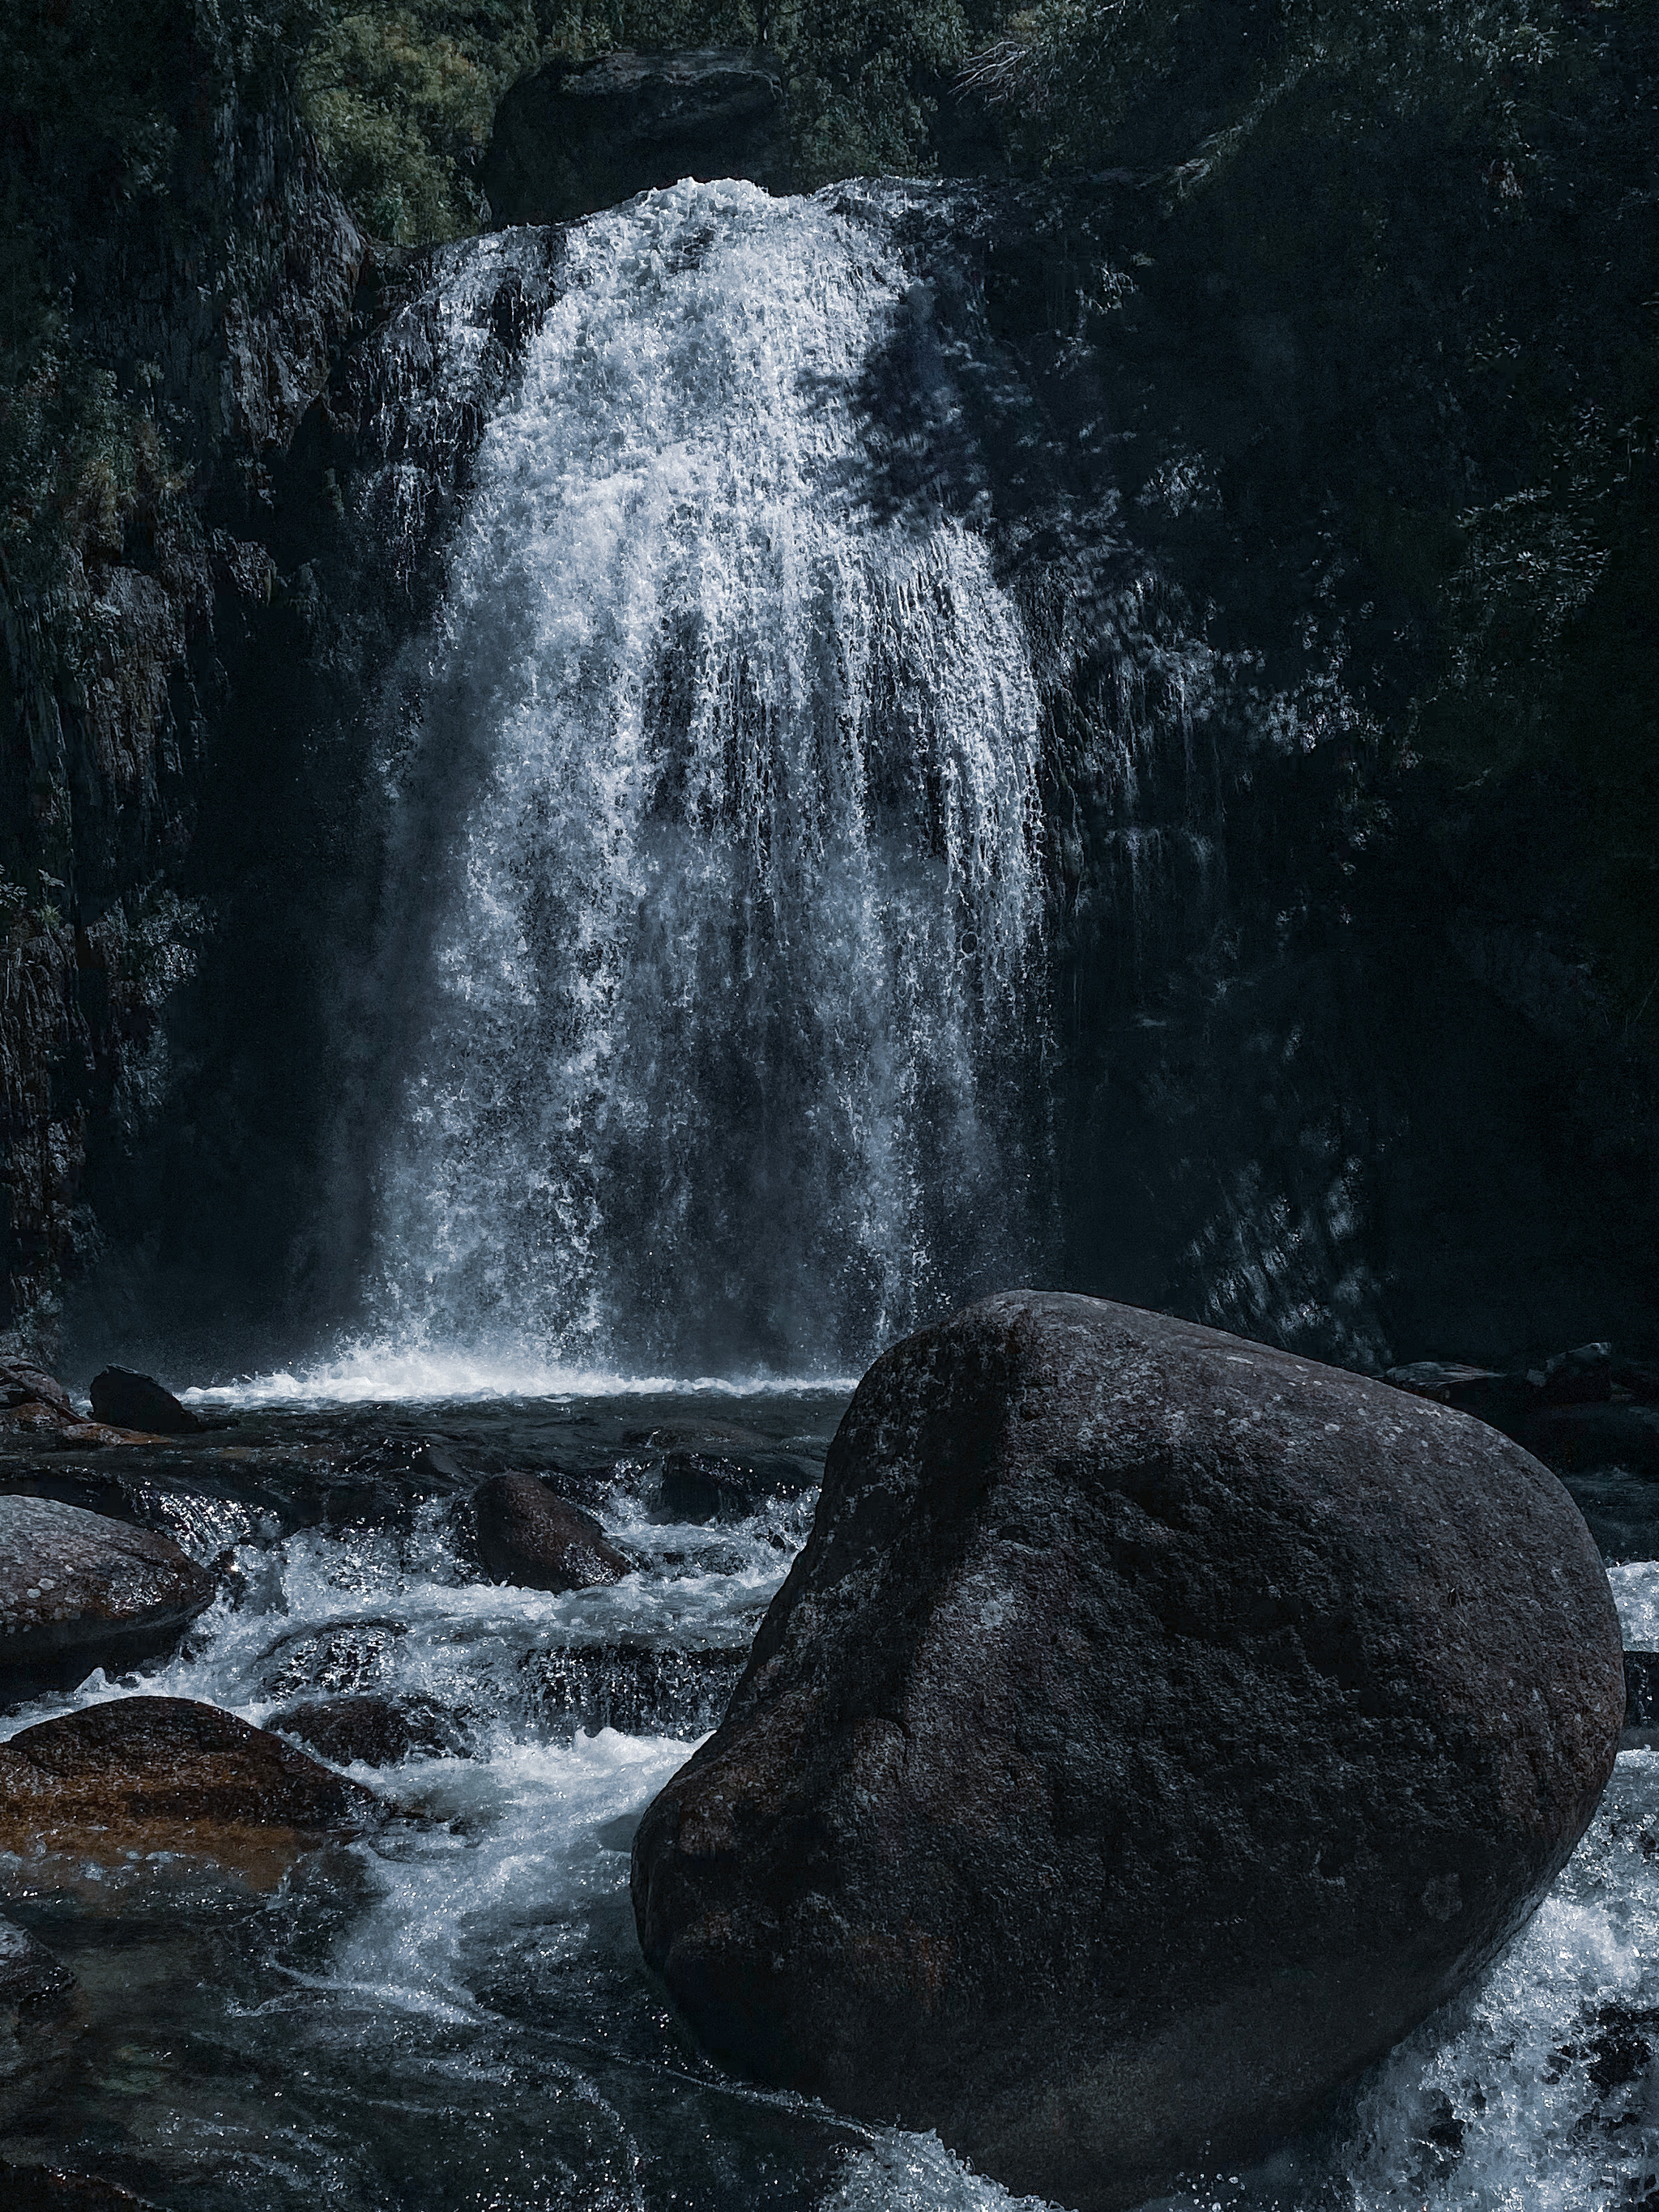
[659,1447,814,1523]
[0,1496,219,1696]
[483,48,788,227]
[88,1370,203,1435]
[1535,1342,1614,1404]
[0,1696,382,1882]
[475,1474,631,1592]
[0,1916,74,2008]
[633,1291,1624,2212]
[273,1694,465,1767]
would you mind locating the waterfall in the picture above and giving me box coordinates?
[367,180,1050,1380]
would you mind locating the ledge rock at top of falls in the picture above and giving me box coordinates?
[631,1289,1625,2212]
[481,47,789,227]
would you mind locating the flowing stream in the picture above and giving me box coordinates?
[2,1392,1659,2211]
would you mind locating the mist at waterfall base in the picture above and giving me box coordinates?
[11,181,1659,2211]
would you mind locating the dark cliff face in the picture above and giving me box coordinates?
[867,4,1659,1372]
[0,1,363,1348]
[61,225,564,1373]
[7,12,1657,1378]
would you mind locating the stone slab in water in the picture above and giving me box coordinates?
[0,1495,219,1695]
[475,1474,631,1592]
[632,1290,1625,2212]
[483,47,787,226]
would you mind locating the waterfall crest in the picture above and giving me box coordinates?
[370,180,1050,1379]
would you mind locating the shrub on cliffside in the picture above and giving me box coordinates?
[296,0,1001,241]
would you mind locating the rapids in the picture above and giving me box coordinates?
[1,1389,1657,2209]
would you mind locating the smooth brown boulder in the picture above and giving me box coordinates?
[474,1474,631,1592]
[633,1291,1624,2212]
[0,1695,382,1883]
[0,1495,219,1694]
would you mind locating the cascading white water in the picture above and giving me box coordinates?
[367,179,1050,1381]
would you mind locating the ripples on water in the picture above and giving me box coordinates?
[0,1383,1653,2210]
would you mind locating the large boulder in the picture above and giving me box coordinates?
[482,48,788,228]
[0,1496,219,1695]
[632,1291,1624,2212]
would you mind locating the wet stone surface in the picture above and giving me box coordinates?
[0,1498,220,1698]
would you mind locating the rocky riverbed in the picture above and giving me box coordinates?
[0,1375,1658,2210]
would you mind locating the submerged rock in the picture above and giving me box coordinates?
[474,1474,631,1592]
[0,1496,219,1695]
[0,1916,73,2008]
[659,1447,815,1524]
[632,1290,1624,2212]
[483,47,788,227]
[0,2168,160,2208]
[87,1370,203,1435]
[273,1694,464,1767]
[0,1696,382,1881]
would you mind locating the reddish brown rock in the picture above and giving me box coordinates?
[0,1695,382,1884]
[0,1496,219,1694]
[633,1291,1624,2212]
[474,1474,631,1592]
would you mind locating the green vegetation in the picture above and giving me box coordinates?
[296,1,998,243]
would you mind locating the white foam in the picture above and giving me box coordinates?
[181,1345,857,1408]
[1610,1560,1659,1647]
